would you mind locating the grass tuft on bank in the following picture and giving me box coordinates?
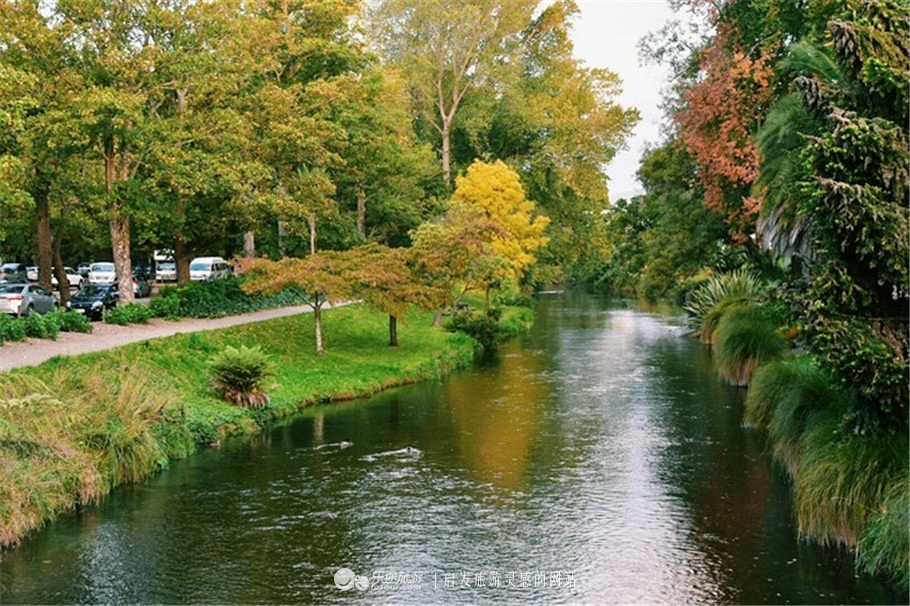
[0,304,474,548]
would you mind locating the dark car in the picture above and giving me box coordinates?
[133,276,151,298]
[67,284,119,320]
[132,263,153,281]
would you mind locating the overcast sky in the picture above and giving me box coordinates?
[570,0,678,201]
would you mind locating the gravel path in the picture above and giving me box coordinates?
[0,304,318,372]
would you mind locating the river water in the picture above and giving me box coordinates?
[0,293,903,604]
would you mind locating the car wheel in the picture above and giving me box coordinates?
[21,305,33,318]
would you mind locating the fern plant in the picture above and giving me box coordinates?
[209,345,272,409]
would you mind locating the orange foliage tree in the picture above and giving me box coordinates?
[677,26,775,241]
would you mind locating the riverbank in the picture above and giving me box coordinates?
[0,305,475,548]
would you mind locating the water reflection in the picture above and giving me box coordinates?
[0,293,903,605]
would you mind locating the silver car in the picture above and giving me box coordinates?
[0,283,58,317]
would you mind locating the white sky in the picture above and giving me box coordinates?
[571,0,678,201]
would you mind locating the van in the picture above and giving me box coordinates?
[189,256,231,281]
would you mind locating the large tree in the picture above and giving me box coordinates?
[365,0,536,186]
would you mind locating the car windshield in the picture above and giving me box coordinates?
[0,284,25,294]
[91,263,115,272]
[77,285,110,297]
[159,262,175,269]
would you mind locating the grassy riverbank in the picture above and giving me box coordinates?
[0,305,475,548]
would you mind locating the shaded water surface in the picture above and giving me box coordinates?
[1,294,903,604]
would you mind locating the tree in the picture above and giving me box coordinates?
[365,0,536,185]
[411,160,548,321]
[238,253,355,355]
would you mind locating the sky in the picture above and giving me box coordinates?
[570,0,679,201]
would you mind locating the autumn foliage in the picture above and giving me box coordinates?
[677,28,775,241]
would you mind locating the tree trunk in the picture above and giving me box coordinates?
[308,212,317,255]
[389,314,398,347]
[314,300,324,355]
[432,309,444,327]
[243,231,256,258]
[52,234,69,305]
[277,220,287,257]
[111,208,134,305]
[175,237,191,284]
[441,121,452,186]
[356,188,366,239]
[105,145,133,304]
[35,188,53,291]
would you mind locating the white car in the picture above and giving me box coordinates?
[88,262,117,285]
[155,260,177,282]
[51,267,84,290]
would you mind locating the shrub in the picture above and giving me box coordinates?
[447,307,504,352]
[104,303,153,325]
[209,345,272,409]
[23,312,59,340]
[684,268,764,343]
[149,293,182,321]
[46,310,93,334]
[714,303,786,386]
[0,314,27,343]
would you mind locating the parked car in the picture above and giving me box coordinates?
[51,267,84,290]
[133,276,151,298]
[132,263,153,281]
[0,263,28,284]
[88,262,116,285]
[67,284,118,320]
[77,262,91,277]
[26,266,38,281]
[155,260,177,282]
[0,283,58,317]
[189,256,231,281]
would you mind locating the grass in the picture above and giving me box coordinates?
[713,303,787,386]
[0,304,475,548]
[744,355,909,588]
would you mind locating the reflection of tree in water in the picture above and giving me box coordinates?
[443,345,552,492]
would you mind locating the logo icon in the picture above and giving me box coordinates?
[334,567,370,591]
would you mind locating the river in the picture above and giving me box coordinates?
[0,293,903,604]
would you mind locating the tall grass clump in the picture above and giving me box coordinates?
[209,345,272,408]
[713,303,786,386]
[858,468,909,588]
[793,415,908,548]
[745,356,849,470]
[684,268,764,344]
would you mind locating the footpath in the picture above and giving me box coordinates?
[0,304,315,372]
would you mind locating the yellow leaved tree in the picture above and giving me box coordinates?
[412,159,549,320]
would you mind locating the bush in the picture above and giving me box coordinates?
[23,312,60,340]
[0,314,27,343]
[209,345,272,409]
[104,303,153,326]
[149,293,182,321]
[447,307,503,352]
[46,310,93,334]
[714,303,786,386]
[158,277,305,319]
[858,468,909,588]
